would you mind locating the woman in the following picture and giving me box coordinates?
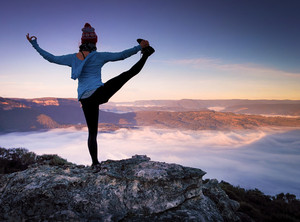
[26,23,154,167]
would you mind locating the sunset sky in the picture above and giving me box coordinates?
[1,0,300,101]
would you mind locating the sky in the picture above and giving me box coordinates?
[1,0,300,101]
[0,127,299,197]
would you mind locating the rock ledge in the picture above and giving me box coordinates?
[0,155,241,221]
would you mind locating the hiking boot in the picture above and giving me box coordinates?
[137,38,155,56]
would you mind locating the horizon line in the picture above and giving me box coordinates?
[2,96,300,102]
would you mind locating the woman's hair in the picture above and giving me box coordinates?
[79,42,97,52]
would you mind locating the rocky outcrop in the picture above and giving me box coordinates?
[0,155,243,221]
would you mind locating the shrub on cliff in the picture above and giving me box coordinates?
[0,147,71,174]
[0,147,36,174]
[36,153,71,166]
[219,181,300,222]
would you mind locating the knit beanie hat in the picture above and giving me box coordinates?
[81,23,98,44]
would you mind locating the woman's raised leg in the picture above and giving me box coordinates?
[100,48,154,103]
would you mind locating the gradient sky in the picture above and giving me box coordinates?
[1,0,300,101]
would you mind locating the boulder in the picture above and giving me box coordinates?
[0,155,242,221]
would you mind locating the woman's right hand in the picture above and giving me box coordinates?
[140,40,149,48]
[26,33,37,42]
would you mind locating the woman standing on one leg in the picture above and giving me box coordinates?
[26,23,154,166]
[80,47,154,167]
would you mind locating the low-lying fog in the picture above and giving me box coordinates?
[0,127,299,198]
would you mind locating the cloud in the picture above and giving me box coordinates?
[168,58,300,79]
[0,127,299,197]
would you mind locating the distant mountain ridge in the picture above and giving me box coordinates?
[101,99,300,116]
[2,97,300,114]
[1,97,300,132]
[134,110,300,130]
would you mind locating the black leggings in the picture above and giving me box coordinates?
[80,54,148,165]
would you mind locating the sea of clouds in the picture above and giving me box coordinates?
[0,127,299,197]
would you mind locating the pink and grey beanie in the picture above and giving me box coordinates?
[81,23,98,44]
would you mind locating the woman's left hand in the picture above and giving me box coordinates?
[26,33,37,42]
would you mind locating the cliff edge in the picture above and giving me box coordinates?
[0,155,245,222]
